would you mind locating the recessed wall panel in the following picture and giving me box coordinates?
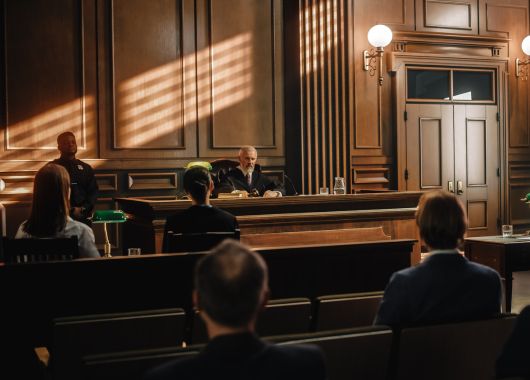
[4,0,87,151]
[420,119,442,188]
[209,0,275,148]
[468,201,487,229]
[425,1,472,29]
[466,119,487,186]
[112,0,184,149]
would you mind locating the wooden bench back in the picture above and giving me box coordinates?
[52,308,187,380]
[241,227,390,248]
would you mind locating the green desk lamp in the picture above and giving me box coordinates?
[91,210,127,257]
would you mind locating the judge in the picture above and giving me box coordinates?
[216,146,285,197]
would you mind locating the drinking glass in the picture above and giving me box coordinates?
[502,225,513,238]
[128,247,142,256]
[333,177,346,195]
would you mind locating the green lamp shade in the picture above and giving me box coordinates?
[92,210,127,223]
[186,161,212,171]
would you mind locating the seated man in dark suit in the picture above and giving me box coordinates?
[496,305,530,379]
[374,190,501,326]
[162,166,238,252]
[216,146,285,197]
[145,239,326,380]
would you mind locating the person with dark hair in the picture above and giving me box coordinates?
[374,190,501,326]
[51,131,98,225]
[162,166,239,252]
[15,164,100,258]
[145,240,326,380]
[216,146,285,197]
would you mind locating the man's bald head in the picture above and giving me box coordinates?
[194,239,268,327]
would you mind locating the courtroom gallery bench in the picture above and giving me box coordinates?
[79,314,515,380]
[0,238,415,357]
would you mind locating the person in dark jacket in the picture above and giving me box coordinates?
[374,190,501,326]
[216,146,285,197]
[496,305,530,379]
[145,239,326,380]
[52,131,98,225]
[163,166,239,252]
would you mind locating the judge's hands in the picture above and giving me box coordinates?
[263,190,282,198]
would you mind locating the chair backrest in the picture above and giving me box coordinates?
[273,326,393,380]
[315,291,384,331]
[191,297,312,345]
[1,236,79,263]
[52,308,187,380]
[394,314,517,380]
[167,230,240,253]
[82,346,200,380]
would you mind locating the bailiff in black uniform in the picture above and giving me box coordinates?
[52,132,98,225]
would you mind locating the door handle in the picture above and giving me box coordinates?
[448,181,454,193]
[457,180,464,195]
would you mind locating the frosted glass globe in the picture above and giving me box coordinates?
[367,24,393,48]
[522,35,530,56]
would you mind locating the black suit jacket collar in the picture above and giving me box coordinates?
[202,332,267,359]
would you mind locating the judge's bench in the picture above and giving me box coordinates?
[116,191,422,264]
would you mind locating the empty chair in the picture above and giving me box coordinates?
[166,230,240,253]
[273,326,393,380]
[1,236,79,263]
[191,297,312,345]
[394,315,516,380]
[82,346,200,380]
[315,291,384,331]
[52,308,186,380]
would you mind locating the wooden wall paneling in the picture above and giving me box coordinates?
[508,163,530,227]
[415,0,478,34]
[196,0,284,160]
[95,174,118,192]
[1,0,97,163]
[299,0,351,194]
[479,0,529,152]
[99,0,197,160]
[352,0,414,158]
[127,172,177,191]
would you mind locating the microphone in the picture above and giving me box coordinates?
[283,174,299,196]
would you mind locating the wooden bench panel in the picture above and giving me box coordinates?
[241,227,390,248]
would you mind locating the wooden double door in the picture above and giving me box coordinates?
[404,104,499,236]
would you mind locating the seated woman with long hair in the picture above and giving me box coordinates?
[15,164,100,258]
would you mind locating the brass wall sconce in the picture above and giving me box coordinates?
[516,35,530,80]
[363,24,393,86]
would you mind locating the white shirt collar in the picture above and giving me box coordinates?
[429,248,460,256]
[238,166,253,177]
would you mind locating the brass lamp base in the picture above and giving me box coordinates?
[103,242,112,257]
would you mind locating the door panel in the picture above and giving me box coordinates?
[406,104,454,192]
[454,105,499,236]
[406,103,499,236]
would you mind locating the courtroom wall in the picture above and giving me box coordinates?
[1,0,530,241]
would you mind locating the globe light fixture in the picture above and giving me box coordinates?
[363,24,393,86]
[516,35,530,80]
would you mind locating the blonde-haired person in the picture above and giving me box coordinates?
[15,164,100,258]
[374,190,501,326]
